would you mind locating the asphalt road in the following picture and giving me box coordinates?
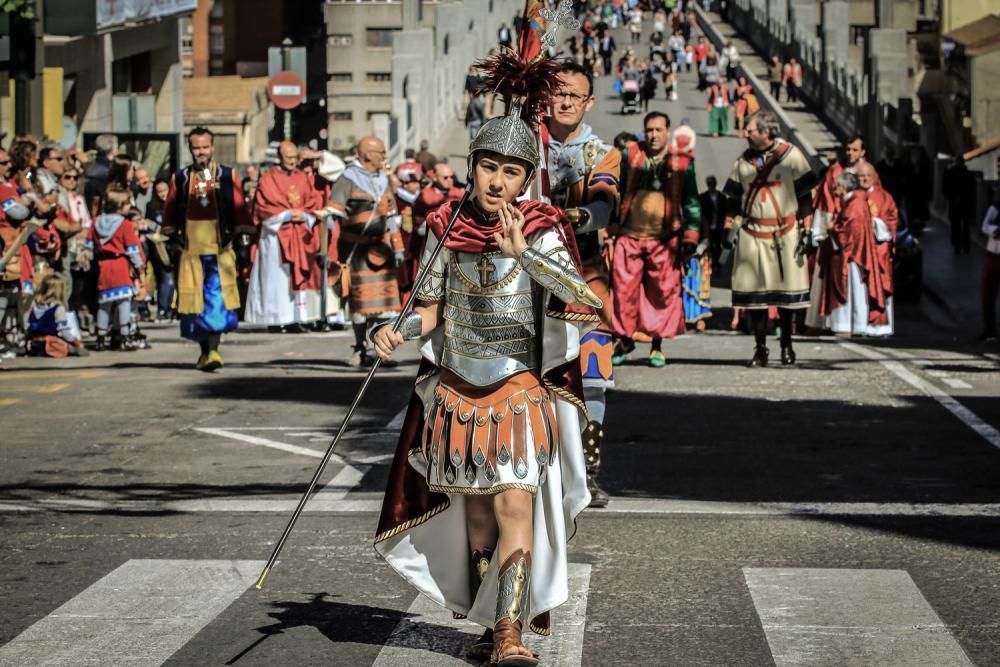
[3,16,1000,667]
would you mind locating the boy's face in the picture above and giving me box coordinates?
[472,152,530,213]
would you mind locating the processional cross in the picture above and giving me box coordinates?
[539,0,581,51]
[475,255,497,287]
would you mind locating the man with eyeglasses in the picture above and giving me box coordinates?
[541,60,622,508]
[327,135,404,367]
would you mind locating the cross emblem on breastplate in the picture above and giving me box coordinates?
[475,255,497,287]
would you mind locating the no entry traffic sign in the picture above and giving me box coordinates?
[268,71,306,110]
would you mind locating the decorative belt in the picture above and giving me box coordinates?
[744,215,796,239]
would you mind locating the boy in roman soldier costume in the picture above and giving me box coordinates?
[373,5,596,664]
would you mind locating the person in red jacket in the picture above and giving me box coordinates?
[0,179,34,359]
[87,187,143,350]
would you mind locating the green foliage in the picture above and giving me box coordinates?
[2,0,36,20]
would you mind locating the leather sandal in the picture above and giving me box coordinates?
[492,619,538,666]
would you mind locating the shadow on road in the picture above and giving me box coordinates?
[223,592,478,665]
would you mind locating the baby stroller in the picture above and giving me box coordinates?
[621,78,641,114]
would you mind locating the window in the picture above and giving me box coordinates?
[366,72,391,83]
[366,111,388,119]
[331,111,353,121]
[329,33,353,47]
[443,33,450,55]
[366,27,400,48]
[210,26,224,55]
[329,72,353,82]
[112,51,152,94]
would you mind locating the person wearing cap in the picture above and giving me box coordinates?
[372,45,599,666]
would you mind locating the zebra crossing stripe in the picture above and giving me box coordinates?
[373,563,591,666]
[743,568,974,666]
[0,559,263,667]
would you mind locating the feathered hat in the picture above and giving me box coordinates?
[468,0,580,174]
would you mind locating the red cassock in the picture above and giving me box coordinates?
[819,192,889,325]
[865,186,898,294]
[253,168,326,291]
[91,219,141,294]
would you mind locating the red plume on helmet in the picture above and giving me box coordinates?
[474,48,561,132]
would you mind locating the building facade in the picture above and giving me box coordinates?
[324,0,520,162]
[0,0,195,177]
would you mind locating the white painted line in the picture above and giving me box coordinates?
[942,377,973,390]
[0,559,263,667]
[881,348,914,359]
[386,406,407,431]
[925,369,949,378]
[839,341,1000,451]
[373,564,590,667]
[744,568,974,666]
[318,464,371,499]
[5,497,1000,517]
[194,427,324,459]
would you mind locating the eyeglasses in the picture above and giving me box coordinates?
[554,91,590,105]
[62,175,79,181]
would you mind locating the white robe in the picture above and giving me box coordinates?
[245,211,339,325]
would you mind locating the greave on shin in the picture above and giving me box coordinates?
[495,549,531,629]
[583,420,604,476]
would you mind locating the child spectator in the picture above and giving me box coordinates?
[87,186,143,351]
[26,274,87,357]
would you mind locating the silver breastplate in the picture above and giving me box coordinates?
[443,250,542,387]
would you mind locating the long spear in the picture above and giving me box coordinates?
[255,186,472,589]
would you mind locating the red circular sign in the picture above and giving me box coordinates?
[268,71,306,110]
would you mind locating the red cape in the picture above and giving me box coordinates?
[819,192,889,324]
[866,186,898,294]
[254,168,325,291]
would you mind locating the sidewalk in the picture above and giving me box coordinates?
[698,7,986,335]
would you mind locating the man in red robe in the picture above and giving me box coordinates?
[858,160,896,334]
[245,141,326,330]
[807,135,871,331]
[817,170,888,336]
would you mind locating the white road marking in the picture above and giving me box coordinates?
[5,497,1000,517]
[194,427,324,459]
[942,377,973,390]
[372,564,590,667]
[386,406,407,431]
[744,568,974,666]
[0,559,263,667]
[839,341,1000,450]
[318,464,371,498]
[881,348,914,359]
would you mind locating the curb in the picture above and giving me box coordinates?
[693,5,827,172]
